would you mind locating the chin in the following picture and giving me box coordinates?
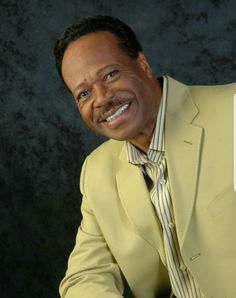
[106,132,137,142]
[94,124,140,141]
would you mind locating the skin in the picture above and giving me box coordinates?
[61,31,162,153]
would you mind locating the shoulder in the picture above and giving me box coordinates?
[83,139,125,171]
[189,81,236,99]
[167,75,236,101]
[89,139,124,160]
[189,81,236,113]
[80,139,126,193]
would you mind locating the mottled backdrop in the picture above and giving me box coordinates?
[0,0,235,297]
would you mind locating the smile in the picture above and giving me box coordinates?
[105,103,129,122]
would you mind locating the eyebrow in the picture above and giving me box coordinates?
[73,64,120,94]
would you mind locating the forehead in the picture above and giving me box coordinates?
[62,32,135,88]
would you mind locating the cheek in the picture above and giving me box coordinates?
[79,104,95,126]
[78,105,89,121]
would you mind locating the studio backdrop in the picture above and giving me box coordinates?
[0,0,235,297]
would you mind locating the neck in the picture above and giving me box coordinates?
[129,124,155,153]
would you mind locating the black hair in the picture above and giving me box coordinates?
[54,15,142,80]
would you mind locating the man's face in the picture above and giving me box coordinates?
[61,31,160,144]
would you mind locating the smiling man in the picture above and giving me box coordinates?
[54,16,236,298]
[61,30,162,151]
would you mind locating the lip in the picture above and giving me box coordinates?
[102,102,131,129]
[98,102,130,122]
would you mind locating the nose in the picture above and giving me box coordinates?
[93,83,114,108]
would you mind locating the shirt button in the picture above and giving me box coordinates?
[168,222,175,229]
[159,178,166,185]
[180,264,187,272]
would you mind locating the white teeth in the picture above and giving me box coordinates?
[106,104,129,122]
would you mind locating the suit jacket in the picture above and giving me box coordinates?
[60,77,236,298]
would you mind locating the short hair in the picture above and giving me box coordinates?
[54,15,143,80]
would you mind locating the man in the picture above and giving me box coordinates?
[54,15,236,298]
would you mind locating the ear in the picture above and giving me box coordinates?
[136,52,153,78]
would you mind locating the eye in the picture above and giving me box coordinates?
[105,70,119,80]
[76,90,90,102]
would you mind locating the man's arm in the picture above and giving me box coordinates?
[59,159,125,298]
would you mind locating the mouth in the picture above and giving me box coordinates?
[105,103,129,122]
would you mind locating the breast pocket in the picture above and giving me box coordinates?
[207,186,236,218]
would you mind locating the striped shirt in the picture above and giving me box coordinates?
[126,77,203,298]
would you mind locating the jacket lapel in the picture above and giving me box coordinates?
[116,145,166,264]
[165,77,203,248]
[115,76,203,258]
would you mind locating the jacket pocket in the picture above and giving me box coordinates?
[207,186,236,217]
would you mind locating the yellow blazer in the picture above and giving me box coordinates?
[60,77,236,298]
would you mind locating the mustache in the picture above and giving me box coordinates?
[99,91,134,114]
[95,90,135,122]
[100,99,123,114]
[98,97,132,121]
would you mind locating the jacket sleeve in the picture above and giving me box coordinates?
[59,158,125,298]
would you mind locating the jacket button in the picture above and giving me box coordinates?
[180,264,187,272]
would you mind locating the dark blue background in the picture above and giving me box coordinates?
[1,0,235,297]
